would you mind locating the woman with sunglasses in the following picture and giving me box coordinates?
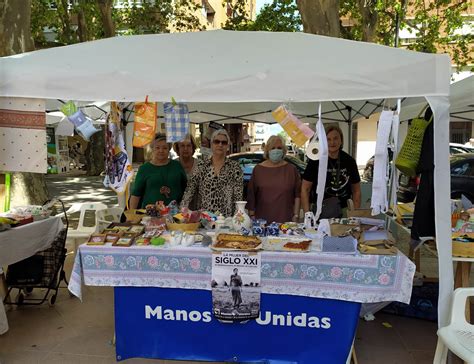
[247,135,301,223]
[181,129,243,216]
[130,133,187,209]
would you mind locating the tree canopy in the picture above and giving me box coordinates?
[31,0,204,47]
[223,0,473,70]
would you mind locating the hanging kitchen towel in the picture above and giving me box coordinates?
[133,100,156,148]
[0,97,47,173]
[272,105,314,147]
[314,103,328,221]
[61,101,99,141]
[103,102,133,194]
[371,110,394,215]
[390,100,401,208]
[163,102,189,143]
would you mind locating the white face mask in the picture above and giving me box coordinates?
[269,149,284,163]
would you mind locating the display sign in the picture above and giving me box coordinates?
[114,287,361,363]
[212,251,261,322]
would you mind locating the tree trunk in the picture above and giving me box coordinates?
[0,0,34,55]
[357,0,378,42]
[59,0,73,43]
[85,128,105,176]
[10,173,49,206]
[77,1,89,42]
[296,0,340,37]
[0,0,49,207]
[97,0,115,38]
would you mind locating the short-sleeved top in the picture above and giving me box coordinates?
[247,163,301,223]
[302,150,360,208]
[180,158,243,216]
[132,160,187,208]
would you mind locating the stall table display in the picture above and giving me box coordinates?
[0,216,64,334]
[69,240,415,363]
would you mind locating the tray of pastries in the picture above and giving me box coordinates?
[264,237,312,252]
[212,233,262,251]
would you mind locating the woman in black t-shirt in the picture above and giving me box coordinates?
[301,125,361,218]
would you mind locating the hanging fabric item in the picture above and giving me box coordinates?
[389,100,401,208]
[103,102,133,196]
[395,106,433,177]
[314,104,328,221]
[163,101,190,143]
[0,97,47,173]
[61,101,99,141]
[133,98,157,148]
[371,110,394,215]
[272,105,314,147]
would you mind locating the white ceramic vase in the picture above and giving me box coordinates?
[232,201,251,233]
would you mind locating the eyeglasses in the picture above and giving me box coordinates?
[213,139,228,146]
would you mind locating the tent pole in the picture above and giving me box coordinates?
[3,173,11,212]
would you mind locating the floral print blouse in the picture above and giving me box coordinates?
[180,157,243,216]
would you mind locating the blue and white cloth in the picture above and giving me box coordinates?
[164,102,190,143]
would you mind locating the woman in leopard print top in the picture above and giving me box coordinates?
[181,129,243,216]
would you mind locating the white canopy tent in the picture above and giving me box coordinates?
[0,31,453,332]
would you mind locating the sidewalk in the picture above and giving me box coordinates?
[45,172,119,210]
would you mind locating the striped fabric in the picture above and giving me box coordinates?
[0,97,47,173]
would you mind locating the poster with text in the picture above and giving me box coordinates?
[212,251,261,322]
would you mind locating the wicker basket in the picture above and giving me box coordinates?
[166,222,200,232]
[452,233,474,258]
[124,209,146,224]
[347,208,373,218]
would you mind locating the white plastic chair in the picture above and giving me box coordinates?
[96,207,124,232]
[59,202,108,252]
[433,288,474,364]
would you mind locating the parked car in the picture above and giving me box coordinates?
[450,153,474,201]
[363,143,472,182]
[449,143,474,155]
[228,152,307,198]
[397,153,474,202]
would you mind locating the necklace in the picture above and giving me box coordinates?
[151,160,171,199]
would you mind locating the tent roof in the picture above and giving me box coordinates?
[398,75,474,122]
[0,30,450,103]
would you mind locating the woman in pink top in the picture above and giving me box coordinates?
[247,135,301,223]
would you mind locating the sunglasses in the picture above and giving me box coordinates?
[213,139,228,145]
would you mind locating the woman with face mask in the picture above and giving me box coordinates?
[247,135,301,223]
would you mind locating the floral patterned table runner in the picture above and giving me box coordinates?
[69,244,415,304]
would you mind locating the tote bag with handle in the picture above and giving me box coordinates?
[395,106,433,177]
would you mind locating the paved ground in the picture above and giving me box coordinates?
[0,173,469,363]
[45,172,119,210]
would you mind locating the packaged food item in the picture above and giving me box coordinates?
[252,219,267,237]
[266,222,280,236]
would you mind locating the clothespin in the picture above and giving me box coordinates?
[145,95,149,104]
[171,97,177,106]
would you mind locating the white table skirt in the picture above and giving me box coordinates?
[0,216,64,267]
[0,216,64,335]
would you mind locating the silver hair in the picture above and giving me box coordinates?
[210,128,230,144]
[264,135,287,159]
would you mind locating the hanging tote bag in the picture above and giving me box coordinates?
[395,107,433,177]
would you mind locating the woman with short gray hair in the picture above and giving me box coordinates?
[181,129,243,216]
